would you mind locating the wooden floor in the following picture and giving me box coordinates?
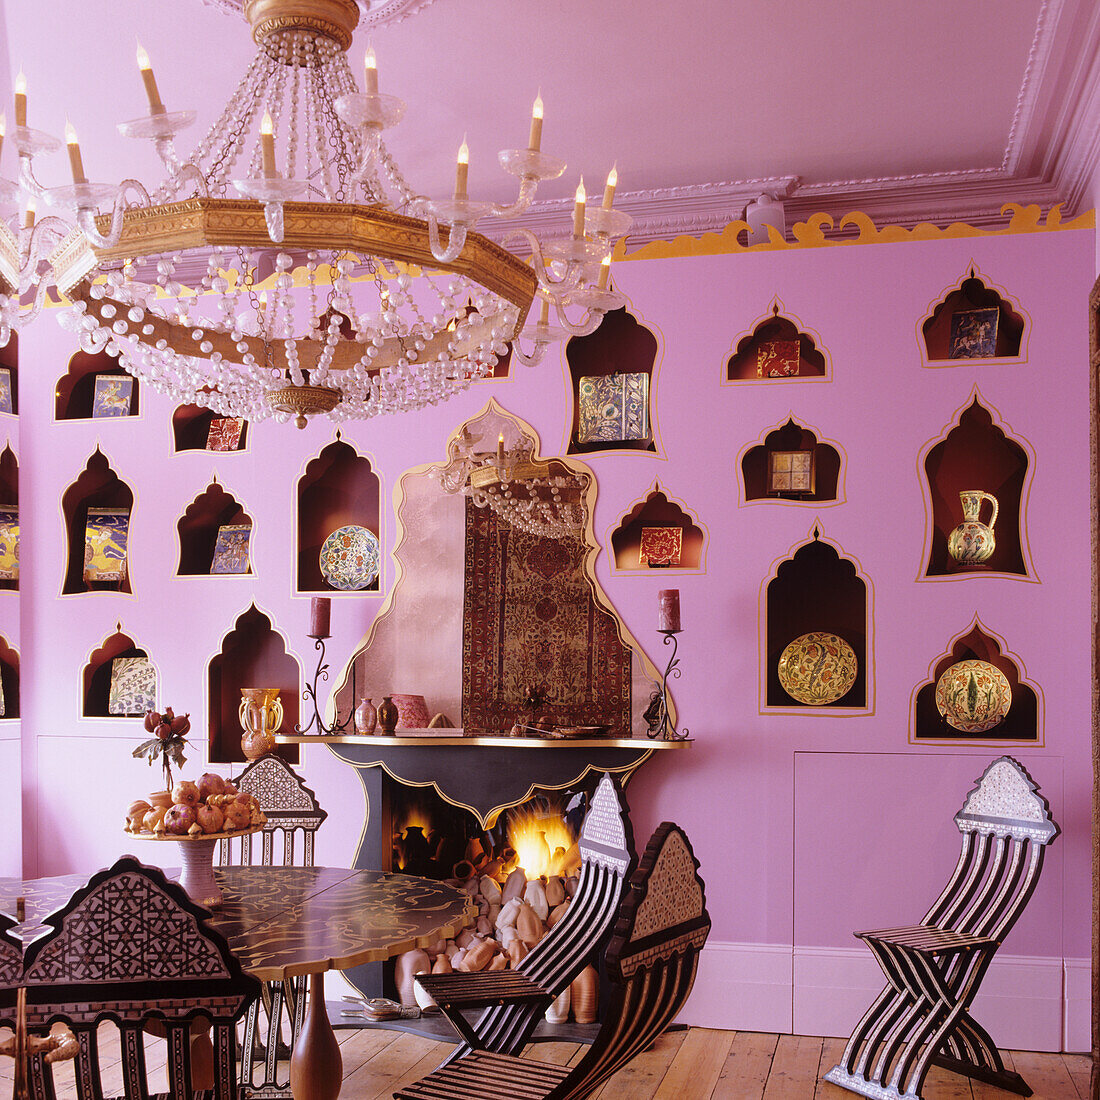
[3,1024,1090,1098]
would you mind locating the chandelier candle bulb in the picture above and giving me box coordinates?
[364,45,378,95]
[573,178,586,238]
[64,122,87,185]
[309,596,331,640]
[597,256,611,290]
[260,112,277,178]
[135,42,165,115]
[528,93,543,152]
[602,166,617,210]
[14,71,26,128]
[22,198,34,230]
[539,296,550,325]
[454,137,469,200]
[497,433,505,464]
[658,589,681,633]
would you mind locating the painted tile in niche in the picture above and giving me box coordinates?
[577,372,650,443]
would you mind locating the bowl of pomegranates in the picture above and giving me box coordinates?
[124,772,266,906]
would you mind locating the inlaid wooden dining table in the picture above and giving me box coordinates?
[0,864,477,1100]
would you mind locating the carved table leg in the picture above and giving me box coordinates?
[290,972,342,1100]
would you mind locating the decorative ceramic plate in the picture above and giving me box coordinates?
[319,525,380,590]
[935,660,1012,733]
[777,632,858,706]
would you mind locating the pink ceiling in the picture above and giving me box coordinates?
[2,0,1098,237]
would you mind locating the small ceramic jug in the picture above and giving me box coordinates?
[947,489,998,566]
[377,695,399,733]
[354,697,377,735]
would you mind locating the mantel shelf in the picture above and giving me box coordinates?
[275,732,691,749]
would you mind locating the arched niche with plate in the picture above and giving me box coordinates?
[82,625,156,720]
[911,621,1039,743]
[920,394,1033,580]
[565,306,659,455]
[176,479,253,576]
[919,268,1026,365]
[609,483,706,572]
[61,448,134,595]
[725,302,828,383]
[297,436,381,594]
[740,416,842,503]
[207,604,300,766]
[330,401,669,744]
[764,529,870,711]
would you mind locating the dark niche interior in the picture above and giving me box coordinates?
[177,480,253,576]
[208,604,300,766]
[766,533,867,708]
[741,418,841,502]
[922,271,1025,361]
[923,398,1028,577]
[82,628,153,719]
[726,307,827,381]
[55,350,139,420]
[61,449,134,594]
[912,624,1038,742]
[566,307,658,454]
[610,485,705,570]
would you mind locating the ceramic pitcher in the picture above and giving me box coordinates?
[947,489,998,566]
[238,687,284,760]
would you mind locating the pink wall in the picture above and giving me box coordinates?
[10,224,1094,1046]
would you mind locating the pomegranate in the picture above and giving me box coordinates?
[196,772,225,802]
[223,801,250,831]
[196,804,225,834]
[171,780,200,807]
[163,803,196,835]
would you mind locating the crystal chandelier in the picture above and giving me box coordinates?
[6,0,632,427]
[438,424,590,540]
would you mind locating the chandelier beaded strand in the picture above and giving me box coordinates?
[0,0,632,428]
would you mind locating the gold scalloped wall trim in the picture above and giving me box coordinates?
[614,204,1095,263]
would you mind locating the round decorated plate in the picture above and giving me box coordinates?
[319,525,380,590]
[777,631,858,706]
[935,659,1012,733]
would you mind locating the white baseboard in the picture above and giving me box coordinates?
[676,941,1085,1053]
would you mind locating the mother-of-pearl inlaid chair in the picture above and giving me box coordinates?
[824,756,1059,1100]
[395,820,710,1100]
[219,754,327,1099]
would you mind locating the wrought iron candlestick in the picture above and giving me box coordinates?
[296,597,358,736]
[648,588,689,741]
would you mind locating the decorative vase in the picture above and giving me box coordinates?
[238,687,283,761]
[947,489,998,566]
[570,964,599,1023]
[389,693,430,729]
[354,697,377,735]
[545,986,570,1024]
[148,790,174,811]
[377,695,399,733]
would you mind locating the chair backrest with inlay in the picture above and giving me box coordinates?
[921,755,1059,943]
[21,856,260,1100]
[552,821,710,1100]
[220,753,328,867]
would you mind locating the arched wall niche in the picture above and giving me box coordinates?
[564,305,660,455]
[81,625,155,719]
[60,448,135,595]
[910,620,1040,744]
[763,528,871,711]
[177,479,253,576]
[0,444,17,592]
[920,267,1027,363]
[609,482,706,572]
[296,436,381,593]
[0,635,19,719]
[332,399,669,736]
[920,392,1033,580]
[172,405,249,453]
[740,416,842,503]
[207,604,300,766]
[55,350,139,420]
[0,333,18,415]
[725,301,828,382]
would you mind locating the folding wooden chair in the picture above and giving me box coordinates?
[20,855,260,1100]
[395,820,710,1100]
[219,754,327,1099]
[824,756,1059,1100]
[413,772,634,1063]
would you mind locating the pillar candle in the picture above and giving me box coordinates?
[454,137,469,201]
[364,45,378,95]
[602,165,617,210]
[657,589,680,633]
[528,93,543,152]
[260,112,277,178]
[14,71,26,128]
[309,596,331,639]
[135,43,165,115]
[65,122,87,184]
[572,178,586,238]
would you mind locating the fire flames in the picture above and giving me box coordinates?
[508,807,575,879]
